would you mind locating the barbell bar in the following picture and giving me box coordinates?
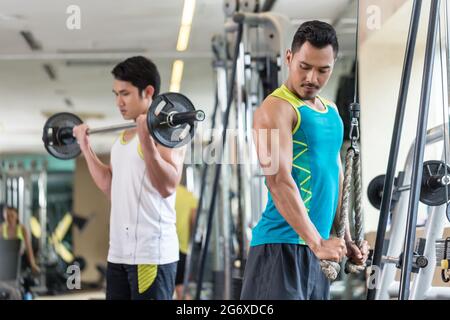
[43,92,205,160]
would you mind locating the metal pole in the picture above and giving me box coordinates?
[181,75,221,300]
[195,23,244,300]
[236,30,251,263]
[216,62,232,300]
[367,0,423,300]
[399,0,440,300]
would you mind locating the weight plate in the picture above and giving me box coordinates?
[367,174,386,210]
[420,160,450,206]
[42,112,82,160]
[147,93,197,148]
[367,174,399,210]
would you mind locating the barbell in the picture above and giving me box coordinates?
[367,160,450,209]
[42,92,205,160]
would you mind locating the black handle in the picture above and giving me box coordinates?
[168,110,205,127]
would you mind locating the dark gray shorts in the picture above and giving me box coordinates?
[106,262,177,300]
[240,244,330,300]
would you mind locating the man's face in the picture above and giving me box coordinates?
[112,80,149,120]
[286,41,336,100]
[5,208,18,225]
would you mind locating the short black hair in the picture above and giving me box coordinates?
[291,20,339,57]
[111,56,161,98]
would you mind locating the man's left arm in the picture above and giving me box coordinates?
[136,115,185,198]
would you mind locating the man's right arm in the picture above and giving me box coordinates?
[253,97,346,262]
[73,124,112,198]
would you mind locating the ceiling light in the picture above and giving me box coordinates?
[176,0,196,52]
[169,59,184,93]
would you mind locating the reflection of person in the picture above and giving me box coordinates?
[241,21,368,300]
[1,206,40,274]
[73,56,185,300]
[174,184,198,300]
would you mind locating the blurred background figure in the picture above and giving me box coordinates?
[0,205,40,300]
[1,206,40,275]
[174,182,198,300]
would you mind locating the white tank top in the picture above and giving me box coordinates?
[107,132,179,265]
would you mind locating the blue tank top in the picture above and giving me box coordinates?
[251,84,344,246]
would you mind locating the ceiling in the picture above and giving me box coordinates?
[0,0,357,154]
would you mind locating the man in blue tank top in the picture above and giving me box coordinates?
[240,20,369,300]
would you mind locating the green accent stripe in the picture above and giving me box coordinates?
[138,264,157,294]
[293,163,311,174]
[300,175,311,186]
[293,140,307,147]
[303,195,312,204]
[293,148,308,162]
[300,188,312,195]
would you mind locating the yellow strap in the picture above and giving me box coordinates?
[2,223,23,240]
[16,225,23,241]
[138,264,158,294]
[119,131,127,144]
[137,143,144,159]
[2,223,7,239]
[270,85,302,134]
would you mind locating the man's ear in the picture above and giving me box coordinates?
[143,85,155,99]
[286,49,293,65]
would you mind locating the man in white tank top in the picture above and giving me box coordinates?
[73,56,185,300]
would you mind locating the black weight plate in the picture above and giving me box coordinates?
[367,174,399,210]
[147,92,197,148]
[367,175,386,210]
[42,112,83,160]
[420,160,450,206]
